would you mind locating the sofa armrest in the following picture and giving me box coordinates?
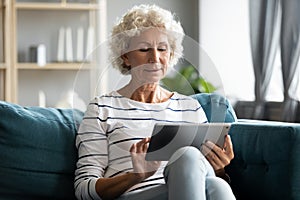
[0,101,83,199]
[227,120,300,200]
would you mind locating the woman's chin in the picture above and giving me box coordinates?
[132,71,165,85]
[143,76,163,84]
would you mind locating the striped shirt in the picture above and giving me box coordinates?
[74,91,208,200]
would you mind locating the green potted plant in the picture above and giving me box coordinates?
[161,65,216,95]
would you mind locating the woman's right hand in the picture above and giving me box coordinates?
[130,137,161,181]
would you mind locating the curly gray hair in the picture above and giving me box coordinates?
[109,4,185,74]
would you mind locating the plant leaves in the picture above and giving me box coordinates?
[161,65,216,95]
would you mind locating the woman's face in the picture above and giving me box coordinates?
[122,28,171,84]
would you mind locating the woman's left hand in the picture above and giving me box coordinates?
[201,135,234,172]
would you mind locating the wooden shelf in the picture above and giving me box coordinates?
[17,62,91,70]
[15,2,99,10]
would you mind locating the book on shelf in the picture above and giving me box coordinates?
[66,27,73,62]
[57,27,65,63]
[57,26,94,63]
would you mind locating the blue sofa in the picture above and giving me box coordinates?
[0,93,299,200]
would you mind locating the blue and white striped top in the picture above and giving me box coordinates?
[74,91,208,200]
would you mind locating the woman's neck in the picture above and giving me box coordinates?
[117,81,172,103]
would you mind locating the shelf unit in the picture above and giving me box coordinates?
[16,63,91,70]
[2,0,104,107]
[15,2,99,10]
[0,0,13,101]
[0,1,3,101]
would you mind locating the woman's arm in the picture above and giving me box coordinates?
[95,172,143,200]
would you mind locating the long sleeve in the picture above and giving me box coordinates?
[74,99,108,200]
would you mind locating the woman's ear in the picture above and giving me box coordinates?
[121,54,130,67]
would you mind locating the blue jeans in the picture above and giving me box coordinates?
[117,146,236,200]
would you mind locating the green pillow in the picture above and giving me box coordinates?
[0,101,83,200]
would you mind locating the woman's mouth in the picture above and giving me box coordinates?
[144,69,161,72]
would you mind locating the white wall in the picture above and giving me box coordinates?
[199,0,254,103]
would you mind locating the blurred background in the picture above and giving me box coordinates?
[1,0,299,122]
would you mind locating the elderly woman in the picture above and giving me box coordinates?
[75,4,235,200]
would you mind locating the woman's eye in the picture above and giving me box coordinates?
[138,47,167,52]
[158,48,167,51]
[139,48,150,52]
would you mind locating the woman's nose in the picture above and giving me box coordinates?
[149,48,159,63]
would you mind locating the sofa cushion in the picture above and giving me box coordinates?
[227,120,300,200]
[192,93,237,123]
[0,101,83,200]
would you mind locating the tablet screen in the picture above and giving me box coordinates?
[145,123,231,161]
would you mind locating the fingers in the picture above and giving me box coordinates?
[224,135,234,160]
[201,143,223,170]
[130,142,136,153]
[129,137,160,178]
[201,137,234,170]
[130,137,150,153]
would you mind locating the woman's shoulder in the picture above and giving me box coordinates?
[91,91,124,103]
[171,92,198,102]
[84,91,125,113]
[83,91,124,111]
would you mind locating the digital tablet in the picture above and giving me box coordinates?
[145,123,231,161]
